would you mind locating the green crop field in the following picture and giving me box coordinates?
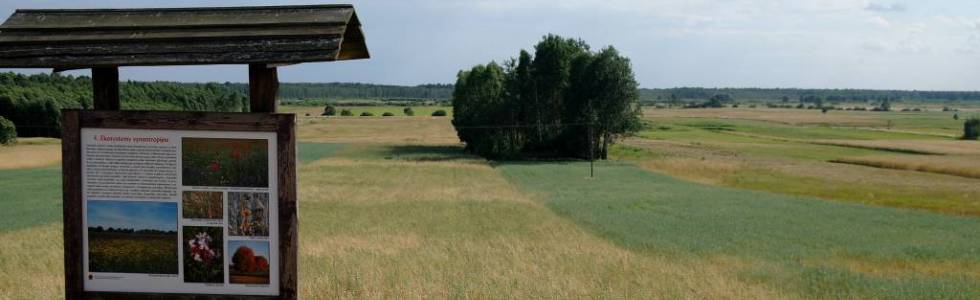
[0,107,978,299]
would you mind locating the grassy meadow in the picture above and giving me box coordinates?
[1,107,979,298]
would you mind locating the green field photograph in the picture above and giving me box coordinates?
[182,138,268,188]
[86,201,178,275]
[181,191,223,220]
[228,192,269,237]
[182,226,223,284]
[229,240,271,285]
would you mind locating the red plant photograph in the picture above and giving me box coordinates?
[182,138,268,188]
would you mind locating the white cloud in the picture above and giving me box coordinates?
[869,15,892,28]
[866,2,907,12]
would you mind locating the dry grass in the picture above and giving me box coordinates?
[295,146,787,299]
[814,139,980,156]
[622,138,980,216]
[832,155,980,179]
[297,117,459,144]
[812,258,980,280]
[0,142,61,169]
[643,108,883,126]
[0,224,63,299]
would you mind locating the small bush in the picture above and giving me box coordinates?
[431,110,448,117]
[0,116,15,145]
[322,105,337,116]
[360,112,375,117]
[340,109,353,116]
[382,112,395,117]
[403,107,415,116]
[965,117,980,140]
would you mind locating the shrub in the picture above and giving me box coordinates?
[431,110,448,117]
[382,112,395,117]
[360,112,374,117]
[965,117,980,140]
[322,105,336,116]
[0,116,15,145]
[403,107,415,116]
[340,109,353,116]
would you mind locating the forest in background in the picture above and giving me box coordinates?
[3,71,980,138]
[0,72,247,137]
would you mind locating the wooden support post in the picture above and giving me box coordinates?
[249,64,279,113]
[91,67,120,110]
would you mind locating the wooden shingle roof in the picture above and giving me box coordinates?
[0,4,369,68]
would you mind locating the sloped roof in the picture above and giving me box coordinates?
[0,4,369,68]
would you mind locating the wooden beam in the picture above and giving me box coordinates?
[249,63,278,113]
[91,67,120,110]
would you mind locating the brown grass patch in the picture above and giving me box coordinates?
[644,108,883,126]
[832,155,980,179]
[814,140,980,156]
[0,143,61,169]
[297,117,459,145]
[807,257,980,280]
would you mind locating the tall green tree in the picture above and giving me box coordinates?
[451,35,640,160]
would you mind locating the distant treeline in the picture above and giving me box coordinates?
[639,88,980,104]
[229,82,454,101]
[0,72,247,137]
[88,226,177,235]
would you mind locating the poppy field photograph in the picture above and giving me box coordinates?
[182,226,224,283]
[87,200,178,275]
[181,191,223,220]
[227,192,269,237]
[182,138,268,188]
[228,240,271,284]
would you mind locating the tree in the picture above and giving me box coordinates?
[450,35,640,159]
[382,112,395,117]
[340,109,353,116]
[403,107,415,116]
[322,105,336,116]
[0,116,15,145]
[360,112,374,117]
[431,110,448,116]
[954,113,959,120]
[965,117,980,140]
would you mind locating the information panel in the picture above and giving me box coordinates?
[62,111,297,299]
[79,128,279,295]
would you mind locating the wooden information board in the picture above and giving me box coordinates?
[61,110,297,300]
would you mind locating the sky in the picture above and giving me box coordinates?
[87,200,178,231]
[1,0,979,90]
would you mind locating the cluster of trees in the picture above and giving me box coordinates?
[453,35,641,159]
[229,82,454,101]
[642,87,980,104]
[966,117,980,140]
[88,226,177,235]
[0,72,247,137]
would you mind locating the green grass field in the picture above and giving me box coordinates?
[0,107,978,299]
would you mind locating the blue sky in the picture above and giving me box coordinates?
[88,200,178,231]
[1,0,979,90]
[228,240,271,259]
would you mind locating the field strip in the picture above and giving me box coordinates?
[830,157,980,179]
[714,131,946,154]
[0,144,61,169]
